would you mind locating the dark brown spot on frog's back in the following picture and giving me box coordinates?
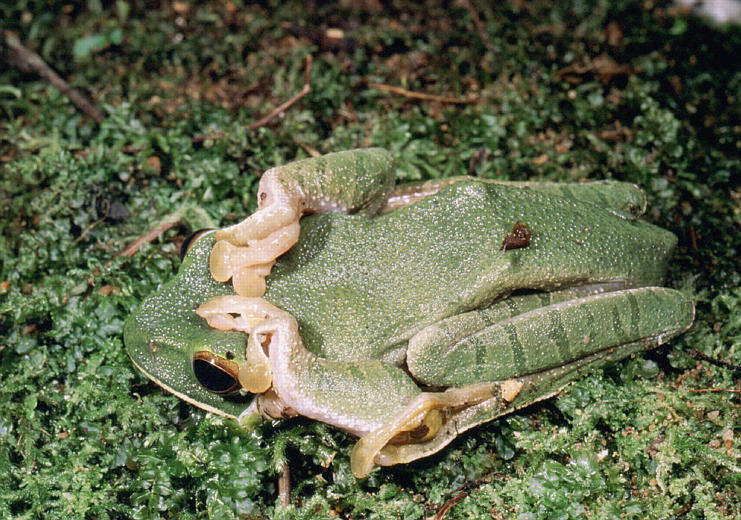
[501,222,532,251]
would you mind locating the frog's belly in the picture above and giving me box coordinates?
[262,182,676,364]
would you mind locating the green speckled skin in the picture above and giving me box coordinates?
[124,240,247,417]
[124,164,693,455]
[265,181,675,364]
[273,148,395,214]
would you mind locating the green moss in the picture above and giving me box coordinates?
[1,1,738,518]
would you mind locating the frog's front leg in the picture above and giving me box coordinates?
[197,295,423,434]
[211,148,394,296]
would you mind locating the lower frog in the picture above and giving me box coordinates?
[123,148,694,478]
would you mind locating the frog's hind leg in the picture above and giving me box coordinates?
[407,286,694,387]
[491,179,647,219]
[372,286,693,470]
[209,148,395,296]
[377,334,669,469]
[384,177,646,219]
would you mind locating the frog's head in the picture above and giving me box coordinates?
[123,231,255,419]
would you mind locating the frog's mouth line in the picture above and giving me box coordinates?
[130,356,239,421]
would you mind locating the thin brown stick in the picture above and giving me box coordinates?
[4,31,105,123]
[368,83,478,104]
[433,491,467,520]
[294,138,321,157]
[73,217,105,244]
[430,472,502,519]
[457,0,495,52]
[690,349,741,373]
[277,462,291,507]
[247,55,313,131]
[117,211,184,258]
[689,388,741,394]
[688,224,698,252]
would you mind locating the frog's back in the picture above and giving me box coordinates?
[264,181,676,364]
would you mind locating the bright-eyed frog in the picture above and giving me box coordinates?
[123,148,694,478]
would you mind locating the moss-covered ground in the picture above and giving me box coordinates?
[1,1,739,518]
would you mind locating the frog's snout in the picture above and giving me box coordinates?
[123,306,256,420]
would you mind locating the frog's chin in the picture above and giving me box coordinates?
[129,356,244,420]
[124,330,255,420]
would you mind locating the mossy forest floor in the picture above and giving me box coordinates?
[1,1,739,518]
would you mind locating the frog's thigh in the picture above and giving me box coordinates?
[407,286,694,387]
[490,179,647,219]
[384,177,646,219]
[378,334,662,468]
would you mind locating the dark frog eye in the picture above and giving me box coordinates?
[180,229,215,261]
[193,351,240,394]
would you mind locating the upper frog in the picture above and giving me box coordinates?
[124,148,693,477]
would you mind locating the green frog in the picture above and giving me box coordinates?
[123,148,694,478]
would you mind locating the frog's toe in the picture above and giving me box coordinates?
[210,223,299,296]
[350,383,496,478]
[195,294,285,333]
[215,171,302,246]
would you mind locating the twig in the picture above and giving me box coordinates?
[4,31,105,123]
[281,23,358,52]
[294,138,321,157]
[73,217,105,244]
[117,210,184,258]
[430,471,503,519]
[690,349,741,373]
[457,0,495,52]
[368,83,478,104]
[74,199,110,244]
[121,145,144,155]
[688,224,698,252]
[278,462,291,507]
[247,55,313,131]
[433,491,467,520]
[689,388,741,394]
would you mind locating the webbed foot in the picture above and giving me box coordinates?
[208,148,395,296]
[210,171,303,296]
[349,382,514,478]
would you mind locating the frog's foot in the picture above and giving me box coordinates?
[215,171,303,246]
[195,295,287,393]
[210,171,303,296]
[349,382,512,478]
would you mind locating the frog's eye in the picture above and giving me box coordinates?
[180,229,215,261]
[193,351,241,394]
